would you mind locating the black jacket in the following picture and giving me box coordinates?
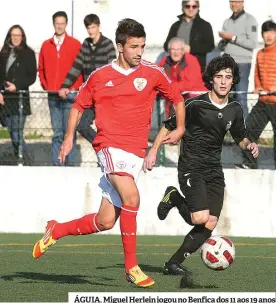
[164,14,215,72]
[0,47,37,117]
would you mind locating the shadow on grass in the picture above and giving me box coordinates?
[0,272,116,286]
[179,268,218,289]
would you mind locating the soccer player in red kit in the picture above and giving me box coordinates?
[32,18,185,287]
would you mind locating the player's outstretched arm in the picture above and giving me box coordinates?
[239,138,259,158]
[59,108,83,163]
[143,126,169,172]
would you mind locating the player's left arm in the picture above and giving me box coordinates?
[156,69,185,143]
[229,106,259,158]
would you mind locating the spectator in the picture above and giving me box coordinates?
[164,0,214,73]
[159,37,207,118]
[0,25,36,165]
[236,20,276,169]
[219,0,258,118]
[38,11,83,166]
[59,14,116,144]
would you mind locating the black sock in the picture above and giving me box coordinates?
[168,225,212,264]
[170,191,193,225]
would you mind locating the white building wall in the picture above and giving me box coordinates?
[0,167,276,237]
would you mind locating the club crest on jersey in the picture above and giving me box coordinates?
[226,121,232,130]
[218,112,223,119]
[133,78,147,91]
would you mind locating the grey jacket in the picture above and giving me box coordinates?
[220,11,258,63]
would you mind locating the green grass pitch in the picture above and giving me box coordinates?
[0,234,275,302]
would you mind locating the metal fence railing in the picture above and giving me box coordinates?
[0,90,275,168]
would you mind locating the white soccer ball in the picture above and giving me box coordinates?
[201,235,235,271]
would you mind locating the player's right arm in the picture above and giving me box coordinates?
[59,75,95,163]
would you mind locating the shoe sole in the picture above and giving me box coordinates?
[126,278,155,287]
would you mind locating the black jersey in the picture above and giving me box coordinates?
[164,93,247,172]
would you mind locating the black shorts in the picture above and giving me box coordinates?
[178,170,225,217]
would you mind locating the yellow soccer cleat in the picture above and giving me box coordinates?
[126,265,155,287]
[32,220,58,259]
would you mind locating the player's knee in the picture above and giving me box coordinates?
[97,217,116,230]
[122,193,140,208]
[191,211,209,225]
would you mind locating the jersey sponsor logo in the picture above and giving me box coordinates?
[133,78,147,91]
[218,112,223,119]
[105,80,114,87]
[116,160,126,169]
[226,120,232,130]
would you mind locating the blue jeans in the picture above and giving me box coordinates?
[48,93,77,166]
[232,63,251,119]
[5,114,27,156]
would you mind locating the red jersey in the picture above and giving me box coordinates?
[73,59,184,157]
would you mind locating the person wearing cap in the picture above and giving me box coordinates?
[163,0,214,73]
[236,20,276,169]
[219,0,258,119]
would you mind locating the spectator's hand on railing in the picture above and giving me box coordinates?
[59,88,70,100]
[58,136,73,163]
[4,81,16,92]
[253,88,262,94]
[0,93,4,105]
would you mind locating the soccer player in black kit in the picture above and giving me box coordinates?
[143,54,259,275]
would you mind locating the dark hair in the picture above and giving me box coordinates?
[0,25,29,57]
[84,14,100,27]
[202,54,240,90]
[261,20,276,34]
[52,11,68,23]
[115,18,146,45]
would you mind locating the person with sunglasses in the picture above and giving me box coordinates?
[164,0,215,73]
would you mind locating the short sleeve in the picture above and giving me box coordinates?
[72,75,95,112]
[155,67,184,105]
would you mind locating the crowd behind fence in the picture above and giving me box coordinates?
[0,90,274,168]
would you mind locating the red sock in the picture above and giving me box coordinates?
[52,214,102,240]
[120,205,139,270]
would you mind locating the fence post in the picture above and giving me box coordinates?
[156,97,166,166]
[18,91,24,166]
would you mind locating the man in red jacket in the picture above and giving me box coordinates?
[38,11,83,166]
[159,37,207,118]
